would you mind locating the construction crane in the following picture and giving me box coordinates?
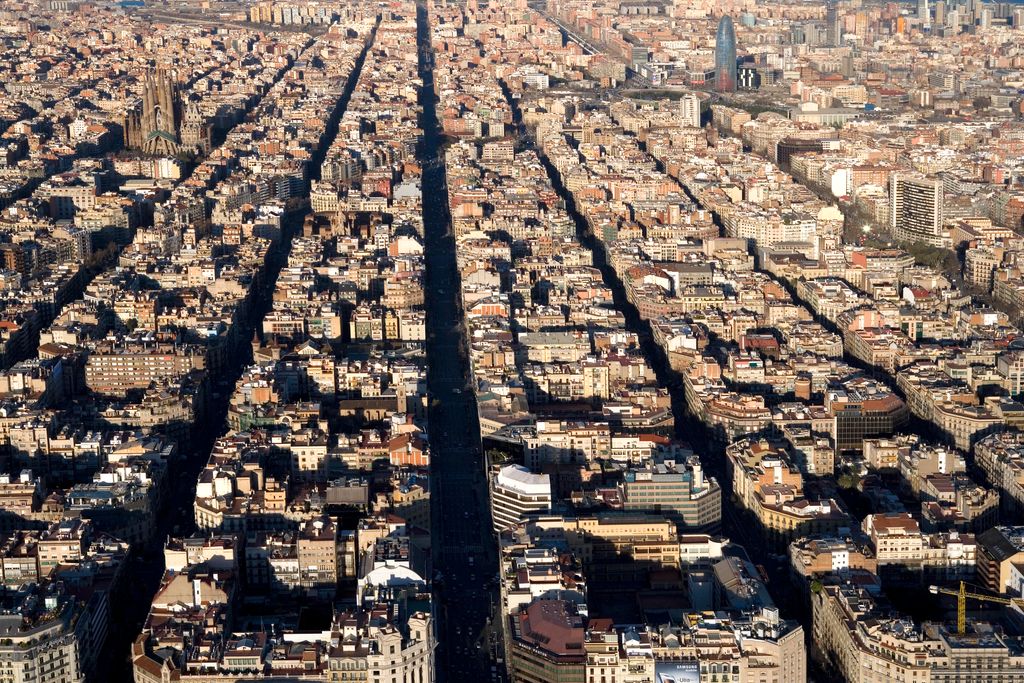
[928,581,1024,635]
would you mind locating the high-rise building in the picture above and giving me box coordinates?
[826,2,841,45]
[918,0,930,25]
[841,53,855,77]
[490,464,552,532]
[679,93,701,127]
[980,7,993,28]
[738,66,762,90]
[890,174,945,246]
[619,457,722,532]
[714,15,737,93]
[935,0,946,25]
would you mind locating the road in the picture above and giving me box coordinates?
[417,4,504,683]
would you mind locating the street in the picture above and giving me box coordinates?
[417,4,505,682]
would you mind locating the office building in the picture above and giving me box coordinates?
[508,600,586,683]
[619,457,721,532]
[826,2,841,45]
[491,465,552,532]
[715,16,737,93]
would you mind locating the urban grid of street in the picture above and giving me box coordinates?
[416,11,933,681]
[102,25,379,680]
[498,37,810,628]
[35,2,1011,681]
[416,6,804,679]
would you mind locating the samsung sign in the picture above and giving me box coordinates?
[655,661,700,683]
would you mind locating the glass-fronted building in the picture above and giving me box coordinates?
[715,15,737,93]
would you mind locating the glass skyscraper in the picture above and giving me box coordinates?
[826,2,840,46]
[715,15,737,93]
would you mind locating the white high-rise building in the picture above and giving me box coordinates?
[890,174,945,246]
[491,464,552,532]
[980,7,993,29]
[679,93,701,128]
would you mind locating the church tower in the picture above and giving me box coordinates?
[123,68,199,156]
[140,69,184,155]
[179,101,212,154]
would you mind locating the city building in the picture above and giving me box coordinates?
[491,464,553,532]
[814,584,1024,682]
[890,174,945,247]
[678,93,701,128]
[714,16,738,93]
[619,457,721,532]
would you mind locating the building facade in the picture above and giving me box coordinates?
[890,175,945,247]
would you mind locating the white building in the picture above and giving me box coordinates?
[679,93,701,128]
[491,464,552,532]
[890,174,946,247]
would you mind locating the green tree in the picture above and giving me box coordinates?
[486,448,511,465]
[837,473,859,489]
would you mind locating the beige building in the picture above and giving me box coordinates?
[814,584,1024,682]
[863,513,976,579]
[84,343,207,395]
[727,438,850,544]
[585,620,655,683]
[0,606,83,683]
[297,517,339,596]
[976,526,1024,594]
[648,610,806,683]
[523,514,680,584]
[789,536,878,578]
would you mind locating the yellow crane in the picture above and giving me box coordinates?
[928,582,1024,635]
